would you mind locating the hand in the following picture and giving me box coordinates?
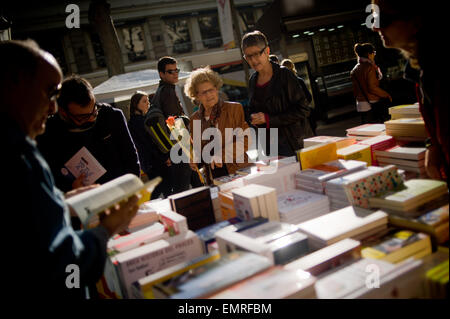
[250,112,266,125]
[425,145,445,180]
[388,95,393,103]
[72,173,86,189]
[189,162,198,171]
[99,195,140,237]
[211,155,223,169]
[65,184,100,199]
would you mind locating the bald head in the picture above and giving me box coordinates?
[0,39,62,138]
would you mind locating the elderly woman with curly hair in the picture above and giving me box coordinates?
[184,67,252,182]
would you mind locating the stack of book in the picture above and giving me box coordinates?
[315,257,425,298]
[422,247,449,299]
[325,165,403,211]
[368,179,449,218]
[168,186,216,231]
[209,266,317,299]
[296,206,388,251]
[296,142,338,170]
[277,189,330,225]
[361,230,432,264]
[194,217,242,253]
[218,189,237,221]
[303,136,356,149]
[295,159,367,194]
[384,118,428,141]
[357,135,396,166]
[213,173,243,186]
[388,204,449,245]
[232,184,279,221]
[285,238,361,276]
[106,230,205,298]
[242,159,300,193]
[216,221,309,265]
[346,123,386,141]
[336,144,372,166]
[150,251,273,299]
[388,103,421,120]
[126,202,159,232]
[132,251,221,299]
[374,145,427,178]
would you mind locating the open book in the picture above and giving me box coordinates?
[66,174,162,228]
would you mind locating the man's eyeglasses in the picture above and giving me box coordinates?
[48,83,62,102]
[165,68,180,75]
[243,46,266,60]
[65,104,98,122]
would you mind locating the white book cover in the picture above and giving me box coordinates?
[326,166,384,188]
[64,146,106,185]
[297,206,388,245]
[347,124,386,136]
[374,146,426,160]
[278,190,329,215]
[239,221,300,244]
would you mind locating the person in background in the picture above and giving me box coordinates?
[242,30,313,157]
[350,42,392,124]
[37,75,141,193]
[153,56,192,194]
[128,91,171,198]
[269,54,279,64]
[1,39,139,299]
[184,66,252,182]
[371,0,448,185]
[281,58,317,135]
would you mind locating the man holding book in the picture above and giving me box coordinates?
[0,40,139,299]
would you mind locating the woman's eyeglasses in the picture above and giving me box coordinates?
[243,46,266,60]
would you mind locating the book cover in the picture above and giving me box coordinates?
[153,251,272,299]
[388,103,420,115]
[114,230,205,298]
[66,174,162,228]
[158,210,188,236]
[303,136,356,149]
[361,230,432,264]
[297,142,338,170]
[337,144,372,166]
[133,251,221,299]
[209,266,316,299]
[232,184,276,221]
[346,124,386,136]
[64,146,107,186]
[374,145,426,160]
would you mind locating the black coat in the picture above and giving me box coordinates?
[247,62,314,154]
[37,103,141,192]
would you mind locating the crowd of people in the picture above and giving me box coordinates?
[1,0,448,298]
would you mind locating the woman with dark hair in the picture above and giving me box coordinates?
[371,0,448,185]
[241,30,313,157]
[128,91,170,198]
[350,42,392,124]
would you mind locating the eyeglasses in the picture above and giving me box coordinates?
[65,104,98,122]
[165,68,180,74]
[197,88,217,97]
[48,83,62,102]
[243,46,267,60]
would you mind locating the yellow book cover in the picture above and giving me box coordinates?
[297,142,338,170]
[337,144,372,166]
[361,230,431,264]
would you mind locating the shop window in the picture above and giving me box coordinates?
[121,25,147,62]
[165,19,192,54]
[198,15,222,49]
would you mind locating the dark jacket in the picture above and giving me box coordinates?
[37,103,141,192]
[153,80,185,118]
[247,61,314,155]
[4,117,109,299]
[128,113,169,178]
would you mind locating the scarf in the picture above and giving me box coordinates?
[197,98,224,149]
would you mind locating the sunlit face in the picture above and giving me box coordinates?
[159,63,179,85]
[137,95,150,115]
[195,81,219,109]
[243,45,270,72]
[28,58,62,139]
